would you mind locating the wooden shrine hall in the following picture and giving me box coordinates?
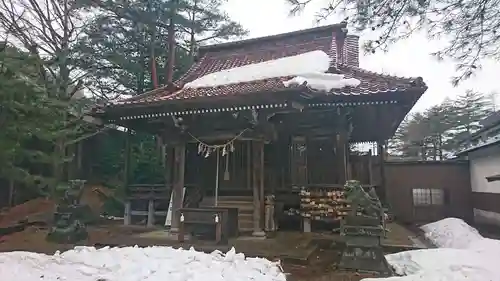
[90,23,427,240]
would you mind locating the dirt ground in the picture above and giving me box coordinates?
[0,185,112,228]
[0,188,387,281]
[284,248,377,281]
[0,225,380,281]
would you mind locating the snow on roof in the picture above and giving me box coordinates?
[184,50,333,89]
[457,134,500,155]
[283,73,361,92]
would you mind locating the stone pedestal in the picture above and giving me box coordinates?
[303,218,311,233]
[252,230,266,237]
[338,216,391,275]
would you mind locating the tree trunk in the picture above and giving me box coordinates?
[188,0,198,59]
[165,0,178,83]
[148,0,158,88]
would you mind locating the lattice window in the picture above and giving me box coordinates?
[412,188,445,206]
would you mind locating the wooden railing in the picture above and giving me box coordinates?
[127,184,171,199]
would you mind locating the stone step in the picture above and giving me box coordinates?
[239,227,254,233]
[216,200,253,205]
[239,219,254,230]
[238,213,253,221]
[216,196,253,202]
[216,202,254,213]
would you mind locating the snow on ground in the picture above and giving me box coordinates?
[0,246,286,281]
[184,50,360,91]
[362,218,500,281]
[420,217,483,248]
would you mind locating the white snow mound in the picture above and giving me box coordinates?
[363,248,500,281]
[0,246,286,281]
[420,217,482,248]
[361,218,500,281]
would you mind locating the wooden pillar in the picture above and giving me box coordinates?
[252,140,265,237]
[147,199,155,227]
[123,130,132,226]
[368,149,374,186]
[259,141,265,229]
[170,144,186,232]
[290,136,308,187]
[290,136,310,232]
[378,141,387,205]
[164,144,173,198]
[124,201,131,226]
[247,142,252,190]
[336,131,348,184]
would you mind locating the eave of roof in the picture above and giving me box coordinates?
[106,66,426,109]
[96,23,426,114]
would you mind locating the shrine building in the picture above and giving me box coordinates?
[90,22,427,237]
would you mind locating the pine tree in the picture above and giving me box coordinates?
[0,46,78,190]
[387,92,494,158]
[0,0,99,194]
[445,90,494,151]
[286,0,500,84]
[77,0,248,98]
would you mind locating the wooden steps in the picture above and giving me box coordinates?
[201,196,254,233]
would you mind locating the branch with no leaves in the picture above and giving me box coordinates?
[285,0,498,86]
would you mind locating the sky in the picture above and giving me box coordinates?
[222,0,500,112]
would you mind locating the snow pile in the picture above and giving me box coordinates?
[283,73,361,92]
[184,50,360,91]
[362,218,500,281]
[365,248,500,281]
[468,237,500,256]
[0,246,286,281]
[420,217,483,248]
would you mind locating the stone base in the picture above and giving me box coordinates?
[303,218,311,233]
[137,230,190,241]
[252,230,266,237]
[338,245,392,276]
[238,235,266,241]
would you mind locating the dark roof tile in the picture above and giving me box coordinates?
[111,24,425,107]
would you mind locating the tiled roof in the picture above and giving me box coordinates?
[110,24,426,108]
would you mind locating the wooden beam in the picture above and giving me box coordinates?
[164,144,173,205]
[252,140,265,237]
[378,141,387,204]
[247,142,252,190]
[259,140,265,230]
[170,144,186,232]
[336,132,347,184]
[161,127,276,145]
[123,130,132,226]
[290,136,308,187]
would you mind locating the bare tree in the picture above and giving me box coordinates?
[0,0,92,185]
